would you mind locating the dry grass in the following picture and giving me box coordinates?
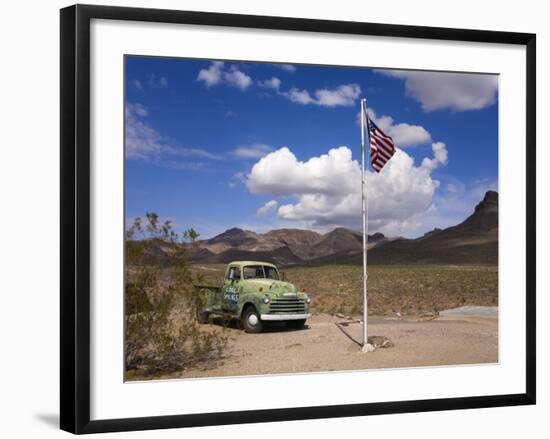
[190,264,498,317]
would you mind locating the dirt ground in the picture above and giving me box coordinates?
[157,308,498,380]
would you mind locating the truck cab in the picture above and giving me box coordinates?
[197,261,311,333]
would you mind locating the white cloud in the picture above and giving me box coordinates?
[170,148,222,160]
[377,70,498,112]
[228,171,247,188]
[130,103,148,117]
[286,88,314,105]
[197,62,252,91]
[245,144,449,235]
[278,64,297,72]
[421,142,448,171]
[361,108,432,147]
[125,103,164,160]
[125,103,221,164]
[223,66,253,90]
[149,73,168,88]
[196,61,224,87]
[234,144,274,159]
[284,83,361,107]
[161,161,206,170]
[257,77,361,108]
[246,146,359,197]
[131,75,168,90]
[257,200,279,217]
[446,183,463,193]
[315,84,362,107]
[258,77,282,91]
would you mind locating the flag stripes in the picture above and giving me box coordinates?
[368,118,395,172]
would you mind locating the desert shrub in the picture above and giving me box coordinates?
[284,265,497,316]
[125,214,228,377]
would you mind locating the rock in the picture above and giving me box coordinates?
[335,313,345,318]
[361,343,375,353]
[368,335,393,348]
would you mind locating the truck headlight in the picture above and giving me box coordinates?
[306,296,311,304]
[263,294,270,304]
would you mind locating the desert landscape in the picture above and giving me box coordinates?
[159,190,498,268]
[125,191,498,381]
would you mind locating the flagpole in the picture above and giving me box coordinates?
[360,98,370,349]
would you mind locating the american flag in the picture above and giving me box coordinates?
[367,118,395,172]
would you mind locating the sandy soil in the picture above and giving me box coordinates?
[161,308,498,380]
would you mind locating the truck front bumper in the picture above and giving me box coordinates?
[260,313,311,321]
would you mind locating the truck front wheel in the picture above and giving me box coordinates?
[242,306,263,333]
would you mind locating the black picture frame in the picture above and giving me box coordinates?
[60,4,536,434]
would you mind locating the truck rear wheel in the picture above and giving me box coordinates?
[286,319,306,330]
[196,309,210,324]
[242,306,263,333]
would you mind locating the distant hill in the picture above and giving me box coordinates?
[194,245,302,266]
[350,190,498,265]
[183,223,389,266]
[131,191,498,267]
[263,228,323,260]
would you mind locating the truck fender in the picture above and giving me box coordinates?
[239,294,263,317]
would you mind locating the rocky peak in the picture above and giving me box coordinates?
[369,232,386,243]
[474,190,498,214]
[207,228,257,246]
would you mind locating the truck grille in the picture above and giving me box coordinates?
[269,297,306,314]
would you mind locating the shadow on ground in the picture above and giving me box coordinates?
[209,316,311,333]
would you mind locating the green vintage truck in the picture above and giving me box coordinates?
[195,261,311,333]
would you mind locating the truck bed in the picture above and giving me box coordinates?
[194,284,222,293]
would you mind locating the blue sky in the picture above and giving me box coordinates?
[125,56,498,239]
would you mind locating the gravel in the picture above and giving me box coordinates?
[158,313,498,380]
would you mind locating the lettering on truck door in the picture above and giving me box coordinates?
[222,265,241,312]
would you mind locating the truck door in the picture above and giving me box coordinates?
[222,265,241,313]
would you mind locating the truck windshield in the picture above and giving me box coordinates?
[243,265,279,280]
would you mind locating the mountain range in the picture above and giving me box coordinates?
[179,190,498,266]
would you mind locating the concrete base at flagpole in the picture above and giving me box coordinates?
[361,343,375,353]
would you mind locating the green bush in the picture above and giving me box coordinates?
[125,214,227,378]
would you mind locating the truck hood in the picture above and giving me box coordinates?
[244,279,297,294]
